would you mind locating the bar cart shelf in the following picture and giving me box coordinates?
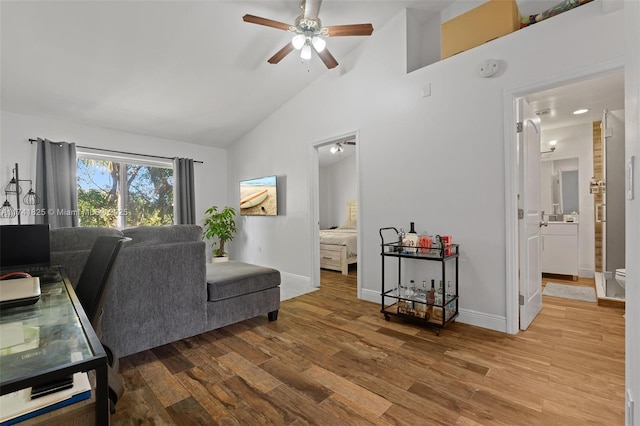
[379,227,460,335]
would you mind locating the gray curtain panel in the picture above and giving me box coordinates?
[35,138,78,228]
[173,158,196,224]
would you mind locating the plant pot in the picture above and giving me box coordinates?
[212,255,229,263]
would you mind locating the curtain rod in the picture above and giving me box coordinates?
[28,138,204,164]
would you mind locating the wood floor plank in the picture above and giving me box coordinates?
[305,365,392,418]
[174,369,236,419]
[217,352,282,393]
[151,343,195,375]
[113,269,624,425]
[265,383,354,425]
[260,358,333,403]
[166,396,216,425]
[137,360,191,407]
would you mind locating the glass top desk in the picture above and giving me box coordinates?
[0,268,109,425]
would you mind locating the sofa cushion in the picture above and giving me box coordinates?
[50,227,124,252]
[122,225,202,247]
[206,261,280,302]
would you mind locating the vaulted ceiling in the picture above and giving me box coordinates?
[1,1,595,149]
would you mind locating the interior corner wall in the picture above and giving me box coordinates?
[227,2,625,332]
[541,123,594,277]
[0,111,227,246]
[406,9,441,73]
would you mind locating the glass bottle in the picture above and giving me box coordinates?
[436,280,443,306]
[403,222,419,253]
[428,279,435,313]
[397,228,405,253]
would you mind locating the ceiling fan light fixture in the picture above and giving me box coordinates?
[300,43,312,60]
[311,36,326,52]
[330,143,344,154]
[292,34,306,49]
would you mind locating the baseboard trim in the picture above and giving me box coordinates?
[457,309,507,333]
[360,289,508,333]
[280,272,313,288]
[579,268,595,278]
[360,288,380,304]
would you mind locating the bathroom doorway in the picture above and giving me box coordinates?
[525,71,625,307]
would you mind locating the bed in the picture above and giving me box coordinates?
[320,200,357,275]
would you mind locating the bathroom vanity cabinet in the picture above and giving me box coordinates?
[541,222,579,278]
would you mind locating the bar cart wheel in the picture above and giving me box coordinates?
[435,329,441,336]
[384,313,391,321]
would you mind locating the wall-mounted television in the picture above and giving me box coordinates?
[240,175,277,216]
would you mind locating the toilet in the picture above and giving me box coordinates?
[615,268,626,288]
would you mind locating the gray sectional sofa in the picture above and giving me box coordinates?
[50,225,280,357]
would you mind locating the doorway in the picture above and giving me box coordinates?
[504,64,625,334]
[525,71,625,312]
[309,131,361,297]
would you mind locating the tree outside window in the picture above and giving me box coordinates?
[77,157,173,227]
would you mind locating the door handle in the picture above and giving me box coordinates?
[595,203,606,223]
[540,220,548,227]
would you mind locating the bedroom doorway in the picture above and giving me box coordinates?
[309,131,361,297]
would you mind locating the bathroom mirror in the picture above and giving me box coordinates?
[558,169,579,213]
[541,157,579,216]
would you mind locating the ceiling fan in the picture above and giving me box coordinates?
[242,0,373,69]
[330,140,355,154]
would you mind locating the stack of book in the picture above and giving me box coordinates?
[0,372,91,425]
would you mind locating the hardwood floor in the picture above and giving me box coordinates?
[113,270,625,425]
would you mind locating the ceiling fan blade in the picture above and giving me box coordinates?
[326,23,374,37]
[304,0,322,20]
[315,47,338,69]
[243,14,291,31]
[268,42,295,64]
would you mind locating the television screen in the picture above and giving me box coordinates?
[240,175,277,216]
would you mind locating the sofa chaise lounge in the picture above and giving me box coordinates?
[50,225,280,357]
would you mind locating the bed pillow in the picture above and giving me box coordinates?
[339,218,357,229]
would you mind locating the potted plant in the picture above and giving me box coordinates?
[203,205,237,262]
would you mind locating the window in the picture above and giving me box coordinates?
[77,154,174,227]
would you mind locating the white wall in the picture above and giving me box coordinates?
[319,155,356,229]
[0,111,227,257]
[541,123,594,277]
[318,165,330,229]
[227,2,625,332]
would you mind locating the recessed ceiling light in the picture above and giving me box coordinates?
[549,140,557,146]
[573,108,589,115]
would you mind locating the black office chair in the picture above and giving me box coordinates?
[75,235,131,414]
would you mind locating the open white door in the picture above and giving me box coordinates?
[518,98,543,330]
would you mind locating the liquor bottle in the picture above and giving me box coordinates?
[427,279,435,314]
[402,222,419,253]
